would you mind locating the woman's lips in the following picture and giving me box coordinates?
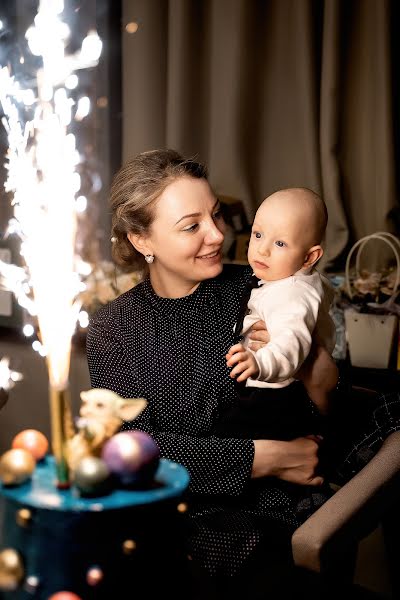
[196,250,221,260]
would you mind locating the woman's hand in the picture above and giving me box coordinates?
[247,320,270,351]
[251,436,323,486]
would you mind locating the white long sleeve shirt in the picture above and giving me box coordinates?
[241,270,336,389]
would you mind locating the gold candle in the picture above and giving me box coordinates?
[49,385,74,488]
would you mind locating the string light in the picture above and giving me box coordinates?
[125,22,139,34]
[0,357,23,391]
[22,324,35,337]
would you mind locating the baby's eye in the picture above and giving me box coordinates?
[253,231,262,239]
[275,240,286,248]
[183,223,199,232]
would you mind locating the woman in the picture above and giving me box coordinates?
[86,150,383,597]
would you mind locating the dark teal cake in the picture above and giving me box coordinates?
[0,455,190,599]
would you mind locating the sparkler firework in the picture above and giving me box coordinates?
[0,0,102,486]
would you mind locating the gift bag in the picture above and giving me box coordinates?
[344,232,400,369]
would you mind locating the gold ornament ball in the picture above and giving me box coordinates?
[177,502,188,513]
[16,508,32,528]
[0,449,36,486]
[122,539,137,555]
[0,548,24,591]
[86,566,103,586]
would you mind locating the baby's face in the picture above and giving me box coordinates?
[248,198,312,281]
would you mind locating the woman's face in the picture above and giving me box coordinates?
[138,177,225,297]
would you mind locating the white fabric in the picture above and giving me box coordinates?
[242,270,336,389]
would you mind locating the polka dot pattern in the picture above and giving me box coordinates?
[86,264,331,575]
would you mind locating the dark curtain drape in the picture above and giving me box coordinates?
[122,0,399,270]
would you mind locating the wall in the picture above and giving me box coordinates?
[0,333,90,455]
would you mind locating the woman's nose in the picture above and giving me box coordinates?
[205,220,225,244]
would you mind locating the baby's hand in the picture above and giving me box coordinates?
[226,343,259,382]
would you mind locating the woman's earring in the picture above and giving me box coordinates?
[145,254,154,264]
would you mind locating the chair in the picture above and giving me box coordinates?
[292,386,400,597]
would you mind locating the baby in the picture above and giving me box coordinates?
[218,188,336,441]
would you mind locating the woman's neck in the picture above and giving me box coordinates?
[149,270,200,299]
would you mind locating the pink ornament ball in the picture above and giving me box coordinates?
[12,429,49,461]
[102,430,160,486]
[48,593,82,600]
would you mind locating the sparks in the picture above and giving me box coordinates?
[0,0,102,391]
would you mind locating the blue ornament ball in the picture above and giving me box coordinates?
[101,431,160,487]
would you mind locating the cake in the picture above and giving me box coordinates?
[0,454,190,599]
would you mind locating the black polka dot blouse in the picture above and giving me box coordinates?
[86,264,331,576]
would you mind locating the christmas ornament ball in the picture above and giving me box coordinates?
[12,429,48,461]
[73,456,112,496]
[0,548,24,591]
[102,430,160,486]
[0,449,36,485]
[86,565,104,586]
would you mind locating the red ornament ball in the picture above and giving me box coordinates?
[12,429,48,461]
[48,593,82,600]
[102,430,160,486]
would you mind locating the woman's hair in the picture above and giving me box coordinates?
[110,149,208,271]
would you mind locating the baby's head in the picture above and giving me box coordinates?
[248,188,327,281]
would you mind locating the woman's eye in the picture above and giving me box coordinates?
[275,240,286,248]
[183,224,199,232]
[213,209,223,220]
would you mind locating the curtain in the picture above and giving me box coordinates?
[122,0,398,270]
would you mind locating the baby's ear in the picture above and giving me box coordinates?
[303,245,323,269]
